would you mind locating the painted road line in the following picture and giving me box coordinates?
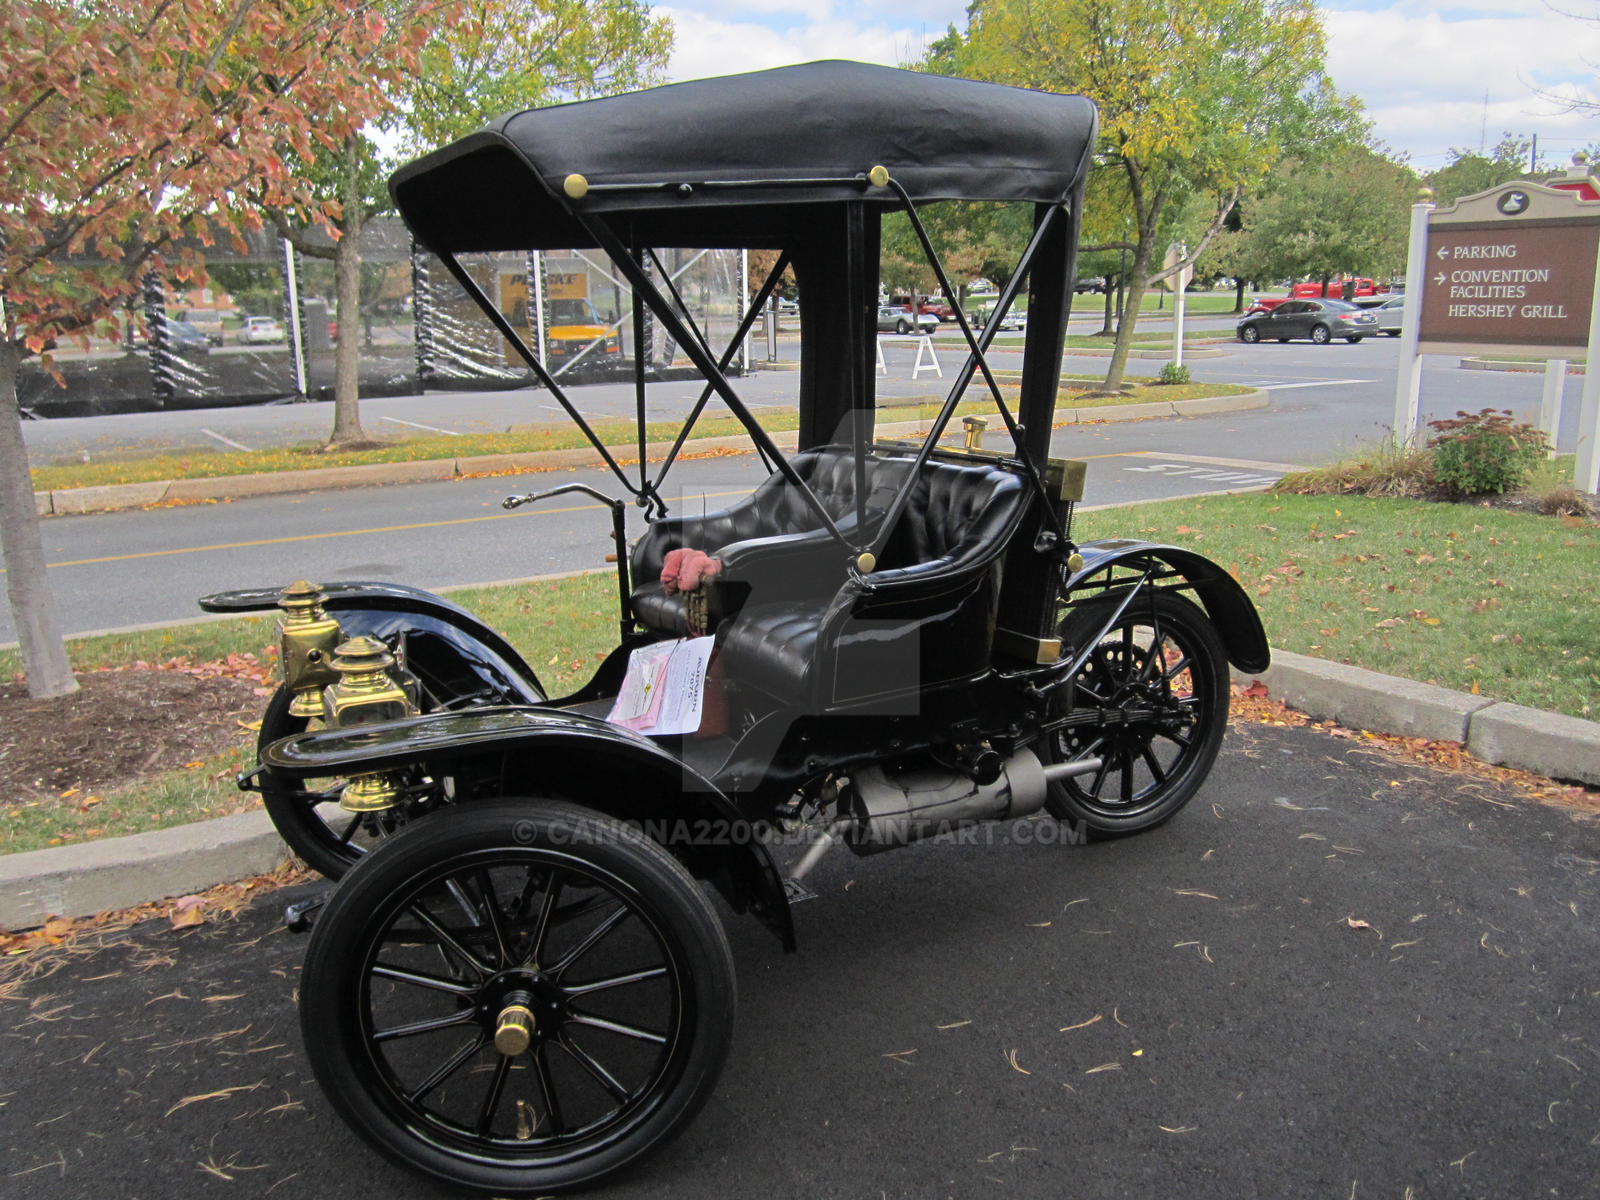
[3,489,758,574]
[380,416,460,436]
[1122,463,1281,487]
[1258,378,1373,391]
[199,428,252,452]
[1121,451,1305,472]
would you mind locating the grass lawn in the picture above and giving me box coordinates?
[1084,493,1599,720]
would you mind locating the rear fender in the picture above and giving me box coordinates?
[260,706,796,950]
[1063,539,1270,673]
[199,581,545,704]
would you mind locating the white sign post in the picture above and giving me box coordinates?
[1163,242,1192,369]
[1391,193,1434,443]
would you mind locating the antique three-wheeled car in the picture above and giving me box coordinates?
[200,62,1268,1194]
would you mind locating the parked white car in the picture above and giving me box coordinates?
[237,315,285,344]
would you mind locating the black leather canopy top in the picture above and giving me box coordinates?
[390,60,1098,253]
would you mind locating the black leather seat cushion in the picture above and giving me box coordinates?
[714,601,822,699]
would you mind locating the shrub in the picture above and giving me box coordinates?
[1273,440,1436,498]
[1157,361,1191,386]
[1537,482,1593,519]
[1426,409,1548,497]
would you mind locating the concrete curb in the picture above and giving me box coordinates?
[5,639,1594,931]
[33,391,1267,517]
[1461,357,1586,375]
[0,810,288,931]
[1233,648,1600,786]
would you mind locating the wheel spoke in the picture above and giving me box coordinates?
[1141,744,1168,784]
[1160,652,1192,685]
[473,869,512,968]
[1087,756,1111,799]
[559,1033,632,1102]
[373,1007,480,1043]
[408,903,493,979]
[444,878,482,927]
[566,1010,669,1044]
[563,965,669,997]
[533,1044,566,1136]
[371,962,477,997]
[476,1053,513,1136]
[406,1034,486,1103]
[334,814,363,847]
[549,904,629,979]
[1119,747,1135,804]
[526,870,565,969]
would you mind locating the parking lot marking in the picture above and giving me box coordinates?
[1121,462,1281,488]
[1258,378,1371,391]
[199,428,251,452]
[380,416,460,436]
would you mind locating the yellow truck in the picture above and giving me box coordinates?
[500,268,620,370]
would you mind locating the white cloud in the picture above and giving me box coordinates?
[659,7,947,81]
[1322,3,1600,165]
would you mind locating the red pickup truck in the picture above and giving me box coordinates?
[1246,276,1389,315]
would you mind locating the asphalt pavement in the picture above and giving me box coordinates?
[3,718,1597,1199]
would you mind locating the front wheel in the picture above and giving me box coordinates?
[1046,591,1230,835]
[301,800,737,1196]
[1239,325,1260,344]
[257,684,447,880]
[1310,324,1331,345]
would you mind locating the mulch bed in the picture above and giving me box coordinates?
[0,668,267,802]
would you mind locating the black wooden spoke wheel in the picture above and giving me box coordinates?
[257,684,451,880]
[299,800,736,1196]
[1046,591,1229,834]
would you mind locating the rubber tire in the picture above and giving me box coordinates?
[895,319,911,334]
[300,799,736,1197]
[1346,336,1364,344]
[1239,326,1260,344]
[1310,324,1331,345]
[1385,330,1400,337]
[1045,591,1229,835]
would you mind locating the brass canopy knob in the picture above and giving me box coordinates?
[495,1004,536,1056]
[867,165,889,188]
[563,173,589,199]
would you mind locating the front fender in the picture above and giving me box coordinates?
[261,706,796,951]
[1064,539,1270,674]
[200,581,544,704]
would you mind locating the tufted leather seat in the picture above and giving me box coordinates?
[630,447,910,635]
[630,446,1032,710]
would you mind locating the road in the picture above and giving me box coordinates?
[2,334,1570,641]
[3,719,1596,1199]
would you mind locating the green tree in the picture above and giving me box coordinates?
[1,0,433,698]
[1239,144,1415,287]
[1425,136,1532,206]
[941,0,1360,389]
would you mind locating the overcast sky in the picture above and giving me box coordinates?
[656,0,1600,172]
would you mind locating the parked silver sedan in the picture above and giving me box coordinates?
[1372,294,1405,337]
[1236,298,1378,345]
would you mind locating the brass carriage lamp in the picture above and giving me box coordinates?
[323,635,417,813]
[962,414,988,451]
[276,581,343,719]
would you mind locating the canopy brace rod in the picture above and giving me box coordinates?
[568,212,852,552]
[861,200,1071,571]
[432,248,641,499]
[651,252,792,493]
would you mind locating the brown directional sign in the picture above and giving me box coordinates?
[1418,220,1599,351]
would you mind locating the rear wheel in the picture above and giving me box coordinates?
[1346,335,1364,344]
[895,319,911,334]
[1385,329,1400,337]
[1310,324,1331,344]
[300,800,735,1196]
[1046,591,1229,835]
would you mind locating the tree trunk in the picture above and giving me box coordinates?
[0,341,77,698]
[1233,277,1246,314]
[1095,278,1116,337]
[328,136,366,447]
[1102,240,1156,392]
